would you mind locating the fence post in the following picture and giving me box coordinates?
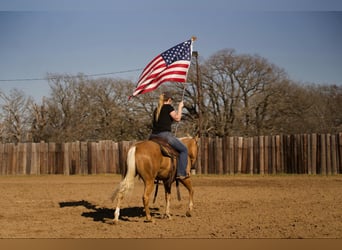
[97,141,106,174]
[248,137,254,175]
[48,143,55,174]
[259,136,265,175]
[275,135,281,174]
[222,136,228,174]
[253,136,259,174]
[321,134,327,175]
[6,143,13,175]
[228,137,234,174]
[331,134,337,175]
[307,134,312,175]
[90,142,98,174]
[338,133,342,174]
[30,143,38,175]
[242,137,248,174]
[264,135,269,174]
[294,134,299,174]
[40,141,48,175]
[271,136,276,174]
[216,137,223,174]
[203,136,209,174]
[63,143,70,176]
[17,143,26,175]
[237,137,243,174]
[311,134,317,175]
[326,134,332,175]
[337,133,342,174]
[80,142,88,174]
[208,137,214,174]
[303,134,308,174]
[112,141,119,174]
[13,143,18,175]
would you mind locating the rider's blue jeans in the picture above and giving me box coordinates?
[152,131,188,176]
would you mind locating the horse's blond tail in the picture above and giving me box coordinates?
[111,146,136,202]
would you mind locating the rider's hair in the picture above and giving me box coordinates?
[155,93,166,121]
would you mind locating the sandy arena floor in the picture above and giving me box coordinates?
[0,174,341,238]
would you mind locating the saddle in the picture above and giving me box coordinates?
[149,135,179,159]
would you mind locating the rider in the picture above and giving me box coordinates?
[150,92,189,180]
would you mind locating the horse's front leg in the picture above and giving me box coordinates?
[179,177,194,217]
[163,183,172,219]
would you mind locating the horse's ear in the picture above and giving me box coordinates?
[194,134,199,142]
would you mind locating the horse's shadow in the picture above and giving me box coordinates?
[59,200,160,224]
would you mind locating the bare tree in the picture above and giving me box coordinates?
[306,84,342,133]
[0,89,32,143]
[30,98,49,142]
[199,49,288,136]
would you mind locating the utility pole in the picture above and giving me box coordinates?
[192,50,203,174]
[192,51,202,138]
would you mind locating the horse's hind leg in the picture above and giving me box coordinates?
[113,192,123,224]
[113,195,122,224]
[142,180,155,222]
[179,178,194,217]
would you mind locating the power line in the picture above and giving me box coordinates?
[0,68,143,82]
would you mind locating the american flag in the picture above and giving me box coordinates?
[130,39,193,99]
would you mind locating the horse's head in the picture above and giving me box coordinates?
[180,136,199,168]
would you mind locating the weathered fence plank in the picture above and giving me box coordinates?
[275,135,281,174]
[228,137,234,174]
[259,136,265,175]
[338,133,342,174]
[242,137,248,174]
[321,134,327,175]
[80,142,88,174]
[222,136,228,174]
[237,137,243,174]
[40,141,48,175]
[62,143,69,175]
[18,143,26,175]
[216,137,223,174]
[48,143,55,174]
[208,137,215,174]
[307,134,312,175]
[202,137,209,174]
[331,134,337,175]
[326,134,332,175]
[311,134,317,175]
[248,137,253,175]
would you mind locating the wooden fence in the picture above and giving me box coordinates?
[197,133,342,175]
[0,133,341,175]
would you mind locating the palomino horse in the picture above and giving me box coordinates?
[111,136,198,223]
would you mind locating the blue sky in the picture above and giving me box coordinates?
[0,0,342,102]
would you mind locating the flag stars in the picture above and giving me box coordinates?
[161,41,192,65]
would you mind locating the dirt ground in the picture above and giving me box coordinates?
[0,174,341,239]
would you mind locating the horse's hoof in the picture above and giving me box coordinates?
[112,220,119,225]
[163,214,172,220]
[186,211,192,217]
[144,218,154,223]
